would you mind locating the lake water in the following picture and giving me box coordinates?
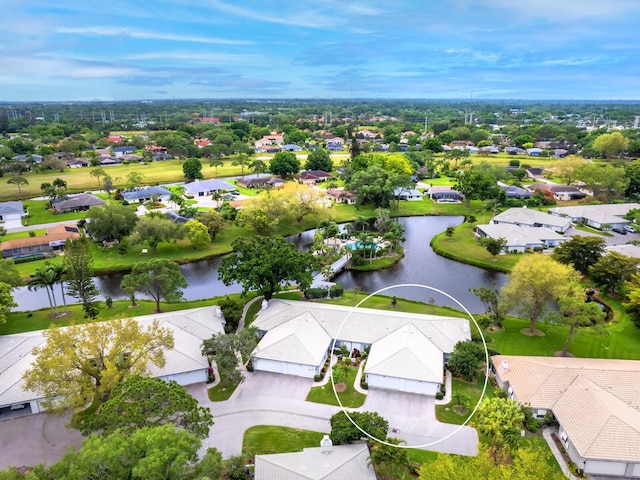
[13,216,506,313]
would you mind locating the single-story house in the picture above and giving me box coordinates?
[1,224,80,259]
[480,146,500,154]
[326,189,356,204]
[0,201,26,229]
[525,167,544,179]
[497,182,532,199]
[0,307,223,417]
[112,146,136,156]
[183,179,236,197]
[393,186,423,201]
[299,170,333,185]
[425,186,464,203]
[255,439,376,480]
[492,355,640,479]
[476,224,567,253]
[605,244,640,258]
[12,154,43,164]
[327,139,344,152]
[526,148,543,156]
[283,144,303,152]
[492,207,572,233]
[237,175,284,189]
[554,149,568,158]
[99,156,121,166]
[66,158,90,168]
[51,194,105,213]
[121,186,171,203]
[528,183,588,201]
[120,154,143,163]
[507,147,526,155]
[548,203,640,230]
[251,299,470,395]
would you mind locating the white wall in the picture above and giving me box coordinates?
[160,369,207,386]
[584,460,628,477]
[253,358,318,378]
[366,373,439,396]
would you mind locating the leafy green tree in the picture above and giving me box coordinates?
[85,203,138,241]
[90,167,107,187]
[209,157,224,173]
[23,317,174,410]
[184,219,210,249]
[422,138,443,153]
[593,131,629,158]
[0,282,16,325]
[553,235,606,274]
[269,151,301,177]
[555,294,606,357]
[7,175,28,195]
[219,236,317,300]
[305,148,332,172]
[64,237,100,318]
[126,171,145,190]
[248,158,268,176]
[235,207,279,236]
[482,236,507,257]
[182,158,203,181]
[623,272,640,328]
[347,164,398,208]
[475,397,525,453]
[121,259,187,313]
[28,265,60,316]
[471,285,504,328]
[554,156,585,185]
[198,210,226,241]
[454,168,500,207]
[447,341,484,381]
[78,375,214,439]
[590,251,639,295]
[0,259,22,287]
[575,162,628,201]
[444,148,470,169]
[501,254,576,333]
[202,328,258,385]
[368,437,409,480]
[131,215,183,254]
[231,153,250,175]
[329,411,388,445]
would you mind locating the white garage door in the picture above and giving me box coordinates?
[161,369,207,386]
[254,359,315,378]
[367,374,439,396]
[585,460,627,476]
[631,462,640,477]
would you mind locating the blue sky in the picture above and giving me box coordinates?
[3,0,640,101]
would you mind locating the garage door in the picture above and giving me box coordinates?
[585,460,627,476]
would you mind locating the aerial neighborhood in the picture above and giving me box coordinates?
[1,99,640,480]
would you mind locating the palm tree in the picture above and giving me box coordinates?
[211,189,222,207]
[48,263,68,315]
[7,176,29,195]
[28,266,59,316]
[209,158,223,174]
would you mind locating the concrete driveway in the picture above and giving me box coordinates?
[0,412,84,469]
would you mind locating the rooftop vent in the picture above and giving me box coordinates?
[502,360,509,374]
[320,435,333,454]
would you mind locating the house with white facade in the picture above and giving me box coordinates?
[0,201,26,229]
[183,179,236,197]
[492,207,572,233]
[548,203,640,230]
[393,187,423,201]
[492,355,640,478]
[475,223,568,253]
[0,307,223,418]
[251,299,470,396]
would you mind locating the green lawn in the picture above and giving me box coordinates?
[573,224,613,236]
[2,228,47,241]
[23,200,88,225]
[306,364,366,408]
[436,377,494,425]
[207,378,239,401]
[242,426,326,457]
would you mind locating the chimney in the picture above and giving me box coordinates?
[502,360,509,374]
[320,435,333,454]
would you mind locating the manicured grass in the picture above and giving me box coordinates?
[521,435,564,474]
[1,294,250,335]
[431,221,522,273]
[242,426,326,457]
[2,228,46,241]
[349,248,403,271]
[23,200,88,225]
[243,299,263,328]
[306,364,366,408]
[407,448,439,465]
[436,377,494,425]
[573,224,613,236]
[207,378,239,401]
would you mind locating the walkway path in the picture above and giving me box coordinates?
[542,427,578,480]
[435,370,452,405]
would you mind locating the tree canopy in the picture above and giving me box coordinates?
[329,411,388,445]
[475,397,525,453]
[23,317,174,410]
[218,236,317,300]
[182,157,203,181]
[202,328,258,386]
[552,235,606,274]
[120,259,188,312]
[0,282,16,325]
[305,148,332,172]
[589,251,639,295]
[269,151,301,177]
[85,203,138,242]
[64,237,100,318]
[78,375,214,439]
[131,215,184,254]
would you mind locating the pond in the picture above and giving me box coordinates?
[13,216,507,313]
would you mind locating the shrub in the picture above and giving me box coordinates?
[304,287,329,299]
[448,341,484,381]
[476,315,491,329]
[218,296,243,332]
[314,374,322,382]
[245,359,254,372]
[329,283,344,298]
[435,392,444,400]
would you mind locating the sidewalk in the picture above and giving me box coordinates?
[435,370,452,405]
[542,427,578,480]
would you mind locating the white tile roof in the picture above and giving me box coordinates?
[606,244,640,259]
[549,203,640,225]
[364,323,443,382]
[0,307,224,408]
[476,224,566,248]
[493,355,640,462]
[255,443,376,480]
[493,207,571,229]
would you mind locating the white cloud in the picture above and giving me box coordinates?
[56,26,254,45]
[207,0,337,29]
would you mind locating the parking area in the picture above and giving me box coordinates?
[0,412,84,470]
[565,227,636,247]
[234,371,314,401]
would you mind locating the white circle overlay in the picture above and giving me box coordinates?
[329,284,490,449]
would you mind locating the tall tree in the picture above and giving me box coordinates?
[78,375,214,439]
[131,215,183,254]
[198,210,226,241]
[64,237,100,318]
[501,254,576,333]
[23,317,174,410]
[0,282,17,325]
[475,397,525,454]
[218,236,317,300]
[593,131,629,158]
[482,236,507,257]
[282,182,327,223]
[85,203,138,242]
[126,171,145,190]
[554,156,586,185]
[120,259,188,313]
[7,175,28,195]
[555,294,606,357]
[471,284,504,328]
[90,167,107,187]
[269,151,301,177]
[589,251,639,295]
[202,328,258,386]
[182,158,203,181]
[553,235,606,274]
[305,148,332,172]
[329,411,388,445]
[231,153,250,175]
[454,168,500,207]
[0,258,22,287]
[209,157,224,174]
[184,219,210,249]
[27,265,59,316]
[248,158,268,176]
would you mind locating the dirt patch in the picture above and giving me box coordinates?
[334,383,347,393]
[487,326,504,333]
[554,351,575,358]
[453,405,469,416]
[520,328,545,337]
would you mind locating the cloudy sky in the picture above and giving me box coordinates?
[2,0,640,101]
